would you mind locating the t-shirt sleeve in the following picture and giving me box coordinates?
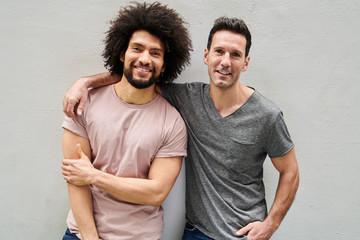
[62,115,88,139]
[155,112,188,158]
[264,112,294,158]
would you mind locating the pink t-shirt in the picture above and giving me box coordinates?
[62,85,187,240]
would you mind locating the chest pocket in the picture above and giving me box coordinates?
[224,136,265,176]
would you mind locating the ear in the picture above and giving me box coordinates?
[120,52,125,62]
[203,48,209,65]
[161,64,165,73]
[241,56,250,72]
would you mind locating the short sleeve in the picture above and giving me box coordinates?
[62,115,89,139]
[155,111,188,158]
[264,112,294,158]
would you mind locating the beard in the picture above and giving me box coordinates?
[123,62,159,89]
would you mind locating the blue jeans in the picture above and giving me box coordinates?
[62,228,80,240]
[182,222,214,240]
[181,222,248,240]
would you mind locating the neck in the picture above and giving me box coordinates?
[209,81,254,117]
[114,77,157,104]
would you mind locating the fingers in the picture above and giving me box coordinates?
[68,97,79,119]
[76,96,87,116]
[63,96,79,119]
[61,160,70,181]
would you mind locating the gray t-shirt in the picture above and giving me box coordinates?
[161,82,294,239]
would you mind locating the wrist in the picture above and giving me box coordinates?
[87,168,101,185]
[82,232,99,240]
[263,216,280,234]
[78,76,91,89]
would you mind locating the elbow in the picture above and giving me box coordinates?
[145,188,170,207]
[149,192,167,207]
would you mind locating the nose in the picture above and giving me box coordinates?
[138,51,151,65]
[220,52,231,68]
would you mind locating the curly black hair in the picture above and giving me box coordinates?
[103,1,192,83]
[207,17,252,57]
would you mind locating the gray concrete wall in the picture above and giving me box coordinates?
[1,0,359,239]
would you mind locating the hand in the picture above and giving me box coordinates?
[62,144,96,186]
[63,77,89,118]
[235,221,275,240]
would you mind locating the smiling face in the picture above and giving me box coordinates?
[204,30,250,89]
[121,30,165,89]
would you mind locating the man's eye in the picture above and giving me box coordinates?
[152,52,162,57]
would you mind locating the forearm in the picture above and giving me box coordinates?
[90,170,167,206]
[68,183,99,240]
[82,72,121,89]
[264,167,299,231]
[85,157,182,206]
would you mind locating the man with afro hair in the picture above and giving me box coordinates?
[61,2,191,239]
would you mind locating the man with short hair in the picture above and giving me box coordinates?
[60,2,191,239]
[63,16,299,240]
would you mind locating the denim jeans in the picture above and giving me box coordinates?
[62,228,80,240]
[181,222,248,240]
[182,222,214,240]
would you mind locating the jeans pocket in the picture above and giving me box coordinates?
[184,222,196,231]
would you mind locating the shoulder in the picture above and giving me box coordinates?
[249,90,283,122]
[161,82,208,93]
[155,96,187,136]
[81,85,114,117]
[88,84,112,98]
[87,85,113,104]
[157,95,183,117]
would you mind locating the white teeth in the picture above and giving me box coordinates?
[137,67,151,72]
[218,70,231,75]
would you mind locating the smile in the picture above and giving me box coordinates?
[135,67,151,73]
[216,70,231,75]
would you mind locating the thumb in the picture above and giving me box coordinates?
[236,225,250,236]
[76,144,86,158]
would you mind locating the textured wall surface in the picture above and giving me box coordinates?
[1,1,359,239]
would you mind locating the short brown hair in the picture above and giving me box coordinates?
[207,17,252,57]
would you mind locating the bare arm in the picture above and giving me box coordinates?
[236,148,299,240]
[62,145,183,206]
[62,129,99,240]
[63,73,120,118]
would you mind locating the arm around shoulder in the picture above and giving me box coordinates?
[63,72,121,118]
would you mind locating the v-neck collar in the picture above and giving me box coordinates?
[204,84,256,120]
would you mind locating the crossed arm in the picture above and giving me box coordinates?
[62,144,183,206]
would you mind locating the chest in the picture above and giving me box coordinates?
[84,105,165,176]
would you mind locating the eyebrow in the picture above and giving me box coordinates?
[130,42,164,53]
[213,46,243,56]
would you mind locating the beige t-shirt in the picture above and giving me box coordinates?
[62,85,187,240]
